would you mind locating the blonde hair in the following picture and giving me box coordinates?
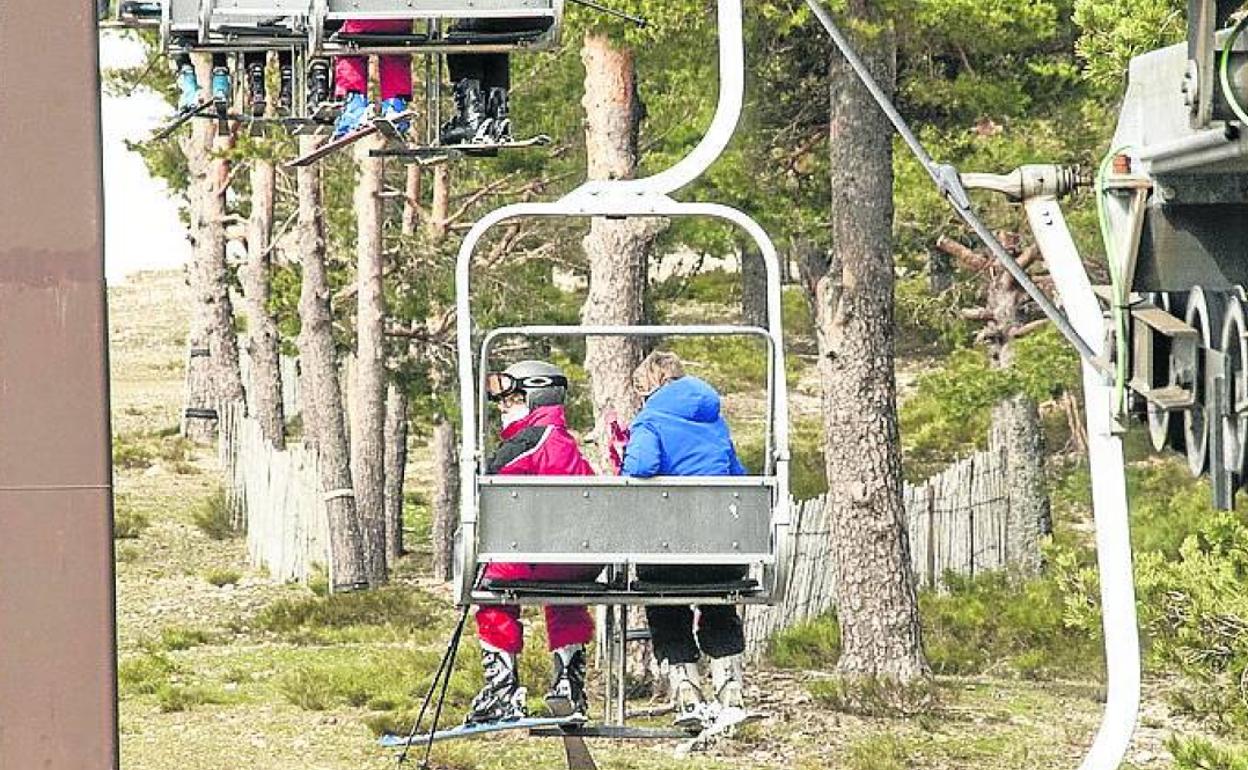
[632,350,686,398]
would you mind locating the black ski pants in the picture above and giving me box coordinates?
[638,565,747,665]
[446,17,552,90]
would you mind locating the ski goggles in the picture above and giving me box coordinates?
[485,372,569,402]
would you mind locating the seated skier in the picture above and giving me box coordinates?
[439,16,553,145]
[331,20,414,138]
[621,351,750,728]
[172,49,231,111]
[242,50,295,117]
[466,360,602,725]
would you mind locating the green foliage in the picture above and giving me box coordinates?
[275,648,477,716]
[1169,736,1248,770]
[204,568,242,588]
[736,417,827,500]
[900,329,1079,478]
[766,616,841,670]
[113,498,150,540]
[192,488,238,540]
[118,652,177,696]
[1073,0,1186,93]
[159,625,215,651]
[844,733,911,770]
[156,683,226,713]
[113,434,154,470]
[254,586,441,644]
[920,569,1103,680]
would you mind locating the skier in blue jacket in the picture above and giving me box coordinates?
[622,351,749,728]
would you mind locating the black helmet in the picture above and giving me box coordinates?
[485,360,568,408]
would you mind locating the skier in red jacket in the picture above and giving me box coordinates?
[466,360,601,725]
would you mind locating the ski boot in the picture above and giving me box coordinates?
[666,661,709,730]
[277,63,294,115]
[486,87,513,144]
[708,654,745,711]
[176,62,200,111]
[380,96,411,136]
[465,646,528,726]
[247,61,267,117]
[210,66,231,110]
[307,59,333,120]
[545,644,588,718]
[439,78,488,145]
[332,91,370,140]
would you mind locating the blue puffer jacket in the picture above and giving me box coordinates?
[622,376,747,477]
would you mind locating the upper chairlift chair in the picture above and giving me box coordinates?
[309,0,563,56]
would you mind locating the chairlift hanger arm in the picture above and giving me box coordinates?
[802,0,1107,377]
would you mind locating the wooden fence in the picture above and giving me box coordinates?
[218,401,329,582]
[743,442,1015,661]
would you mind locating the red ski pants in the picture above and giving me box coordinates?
[476,562,600,654]
[333,20,412,100]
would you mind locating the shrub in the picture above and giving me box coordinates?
[205,568,242,587]
[113,501,150,540]
[118,652,177,696]
[1169,736,1248,770]
[156,684,224,713]
[767,615,841,671]
[112,435,154,470]
[159,626,214,651]
[192,488,238,540]
[255,586,439,642]
[921,569,1102,680]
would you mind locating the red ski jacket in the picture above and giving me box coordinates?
[486,405,595,476]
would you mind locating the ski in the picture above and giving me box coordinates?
[284,110,416,168]
[379,715,588,747]
[369,134,553,163]
[150,102,214,141]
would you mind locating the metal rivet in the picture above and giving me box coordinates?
[661,542,669,549]
[583,490,590,498]
[510,491,518,499]
[581,541,590,549]
[732,541,740,550]
[733,492,740,499]
[510,541,518,549]
[661,491,669,499]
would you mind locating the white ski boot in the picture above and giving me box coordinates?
[465,645,528,725]
[666,661,709,730]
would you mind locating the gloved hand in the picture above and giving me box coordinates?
[604,409,630,475]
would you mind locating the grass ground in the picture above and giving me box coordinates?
[113,270,1189,770]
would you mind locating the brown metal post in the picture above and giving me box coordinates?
[0,2,118,769]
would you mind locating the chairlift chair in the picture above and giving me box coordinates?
[310,0,564,55]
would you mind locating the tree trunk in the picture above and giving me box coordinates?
[241,156,286,449]
[580,33,663,464]
[816,7,927,683]
[295,133,369,592]
[402,164,423,235]
[430,417,459,581]
[179,53,245,443]
[351,134,390,585]
[741,245,768,328]
[992,394,1050,575]
[427,165,450,242]
[383,383,409,564]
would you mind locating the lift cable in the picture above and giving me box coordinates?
[803,0,1109,376]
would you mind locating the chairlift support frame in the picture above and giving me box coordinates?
[452,0,793,612]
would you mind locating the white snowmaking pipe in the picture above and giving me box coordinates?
[1025,197,1141,770]
[573,0,743,198]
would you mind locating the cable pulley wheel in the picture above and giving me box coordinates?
[1183,286,1229,477]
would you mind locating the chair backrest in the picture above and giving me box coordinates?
[477,476,775,565]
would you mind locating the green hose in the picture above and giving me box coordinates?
[1220,14,1248,126]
